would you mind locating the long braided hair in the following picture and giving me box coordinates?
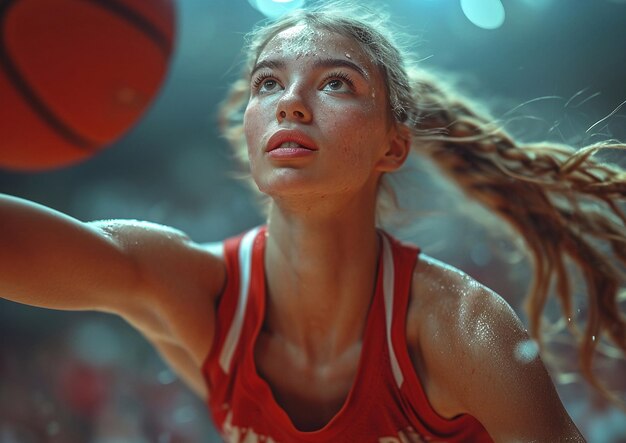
[219,2,626,404]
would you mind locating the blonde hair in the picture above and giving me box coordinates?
[219,2,626,404]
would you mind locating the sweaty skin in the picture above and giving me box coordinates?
[0,24,585,442]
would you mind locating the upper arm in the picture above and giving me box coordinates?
[0,194,223,320]
[455,290,583,442]
[413,256,584,442]
[0,195,144,311]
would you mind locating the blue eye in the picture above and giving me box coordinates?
[252,73,280,93]
[322,71,354,92]
[260,79,278,91]
[326,79,344,90]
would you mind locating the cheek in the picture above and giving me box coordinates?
[329,108,386,160]
[242,105,267,180]
[243,104,264,152]
[242,105,254,140]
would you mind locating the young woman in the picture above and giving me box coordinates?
[1,3,624,442]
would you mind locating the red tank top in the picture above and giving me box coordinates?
[202,226,493,442]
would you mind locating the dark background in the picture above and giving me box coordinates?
[1,0,626,441]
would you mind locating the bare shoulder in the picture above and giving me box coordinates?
[409,253,522,353]
[88,220,226,351]
[407,254,517,415]
[408,254,584,442]
[91,218,211,254]
[89,219,226,300]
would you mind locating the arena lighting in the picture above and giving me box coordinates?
[459,0,506,30]
[247,0,306,18]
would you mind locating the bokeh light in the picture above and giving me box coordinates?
[460,0,505,29]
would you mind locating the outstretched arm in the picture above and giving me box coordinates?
[0,193,225,395]
[0,193,143,312]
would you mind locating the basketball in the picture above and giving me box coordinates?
[0,0,176,171]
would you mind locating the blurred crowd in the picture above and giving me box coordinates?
[0,311,221,443]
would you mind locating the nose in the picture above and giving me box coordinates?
[276,85,312,124]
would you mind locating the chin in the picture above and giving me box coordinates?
[254,170,328,199]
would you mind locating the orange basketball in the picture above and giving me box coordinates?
[0,0,176,171]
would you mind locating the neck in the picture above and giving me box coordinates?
[263,190,381,366]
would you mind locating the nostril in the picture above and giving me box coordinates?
[277,107,309,122]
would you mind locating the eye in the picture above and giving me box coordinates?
[321,71,354,92]
[252,72,281,93]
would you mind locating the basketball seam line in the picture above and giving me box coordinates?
[0,0,175,152]
[89,0,174,57]
[0,0,99,150]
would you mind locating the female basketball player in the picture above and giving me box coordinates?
[1,3,625,442]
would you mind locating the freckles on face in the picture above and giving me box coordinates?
[242,26,393,195]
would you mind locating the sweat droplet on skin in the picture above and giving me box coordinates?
[345,53,352,59]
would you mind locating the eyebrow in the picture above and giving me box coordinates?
[250,57,370,80]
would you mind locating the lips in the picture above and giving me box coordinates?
[266,130,319,153]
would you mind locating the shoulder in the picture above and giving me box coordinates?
[89,219,225,283]
[408,254,520,412]
[408,254,583,441]
[91,218,203,251]
[410,254,522,354]
[87,221,234,395]
[87,219,227,333]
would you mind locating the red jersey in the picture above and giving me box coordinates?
[202,226,493,442]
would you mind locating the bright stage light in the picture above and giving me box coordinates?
[248,0,306,19]
[460,0,505,30]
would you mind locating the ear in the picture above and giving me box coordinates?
[376,123,411,172]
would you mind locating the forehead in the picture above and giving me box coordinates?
[257,24,374,73]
